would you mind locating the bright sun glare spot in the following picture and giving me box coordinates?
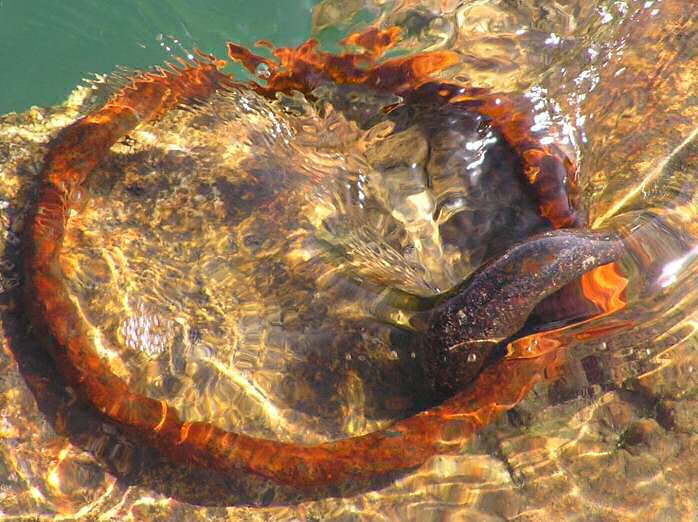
[658,243,698,288]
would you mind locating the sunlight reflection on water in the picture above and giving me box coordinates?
[0,0,696,519]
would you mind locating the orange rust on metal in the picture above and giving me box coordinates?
[341,27,402,56]
[580,261,628,314]
[226,34,579,228]
[574,319,636,342]
[24,29,584,487]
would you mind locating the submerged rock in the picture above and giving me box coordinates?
[0,0,697,518]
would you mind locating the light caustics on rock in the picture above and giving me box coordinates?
[22,28,628,486]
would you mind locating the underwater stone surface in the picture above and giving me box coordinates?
[0,79,696,522]
[2,0,698,518]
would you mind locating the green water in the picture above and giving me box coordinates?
[0,0,319,114]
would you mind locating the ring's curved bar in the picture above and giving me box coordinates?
[420,230,625,397]
[227,28,581,228]
[23,31,613,487]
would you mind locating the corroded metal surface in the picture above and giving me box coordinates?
[0,0,696,518]
[20,28,611,487]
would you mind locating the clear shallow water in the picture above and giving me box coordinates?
[0,0,318,114]
[0,0,697,520]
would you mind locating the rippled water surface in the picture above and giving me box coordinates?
[0,0,318,114]
[1,0,697,520]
